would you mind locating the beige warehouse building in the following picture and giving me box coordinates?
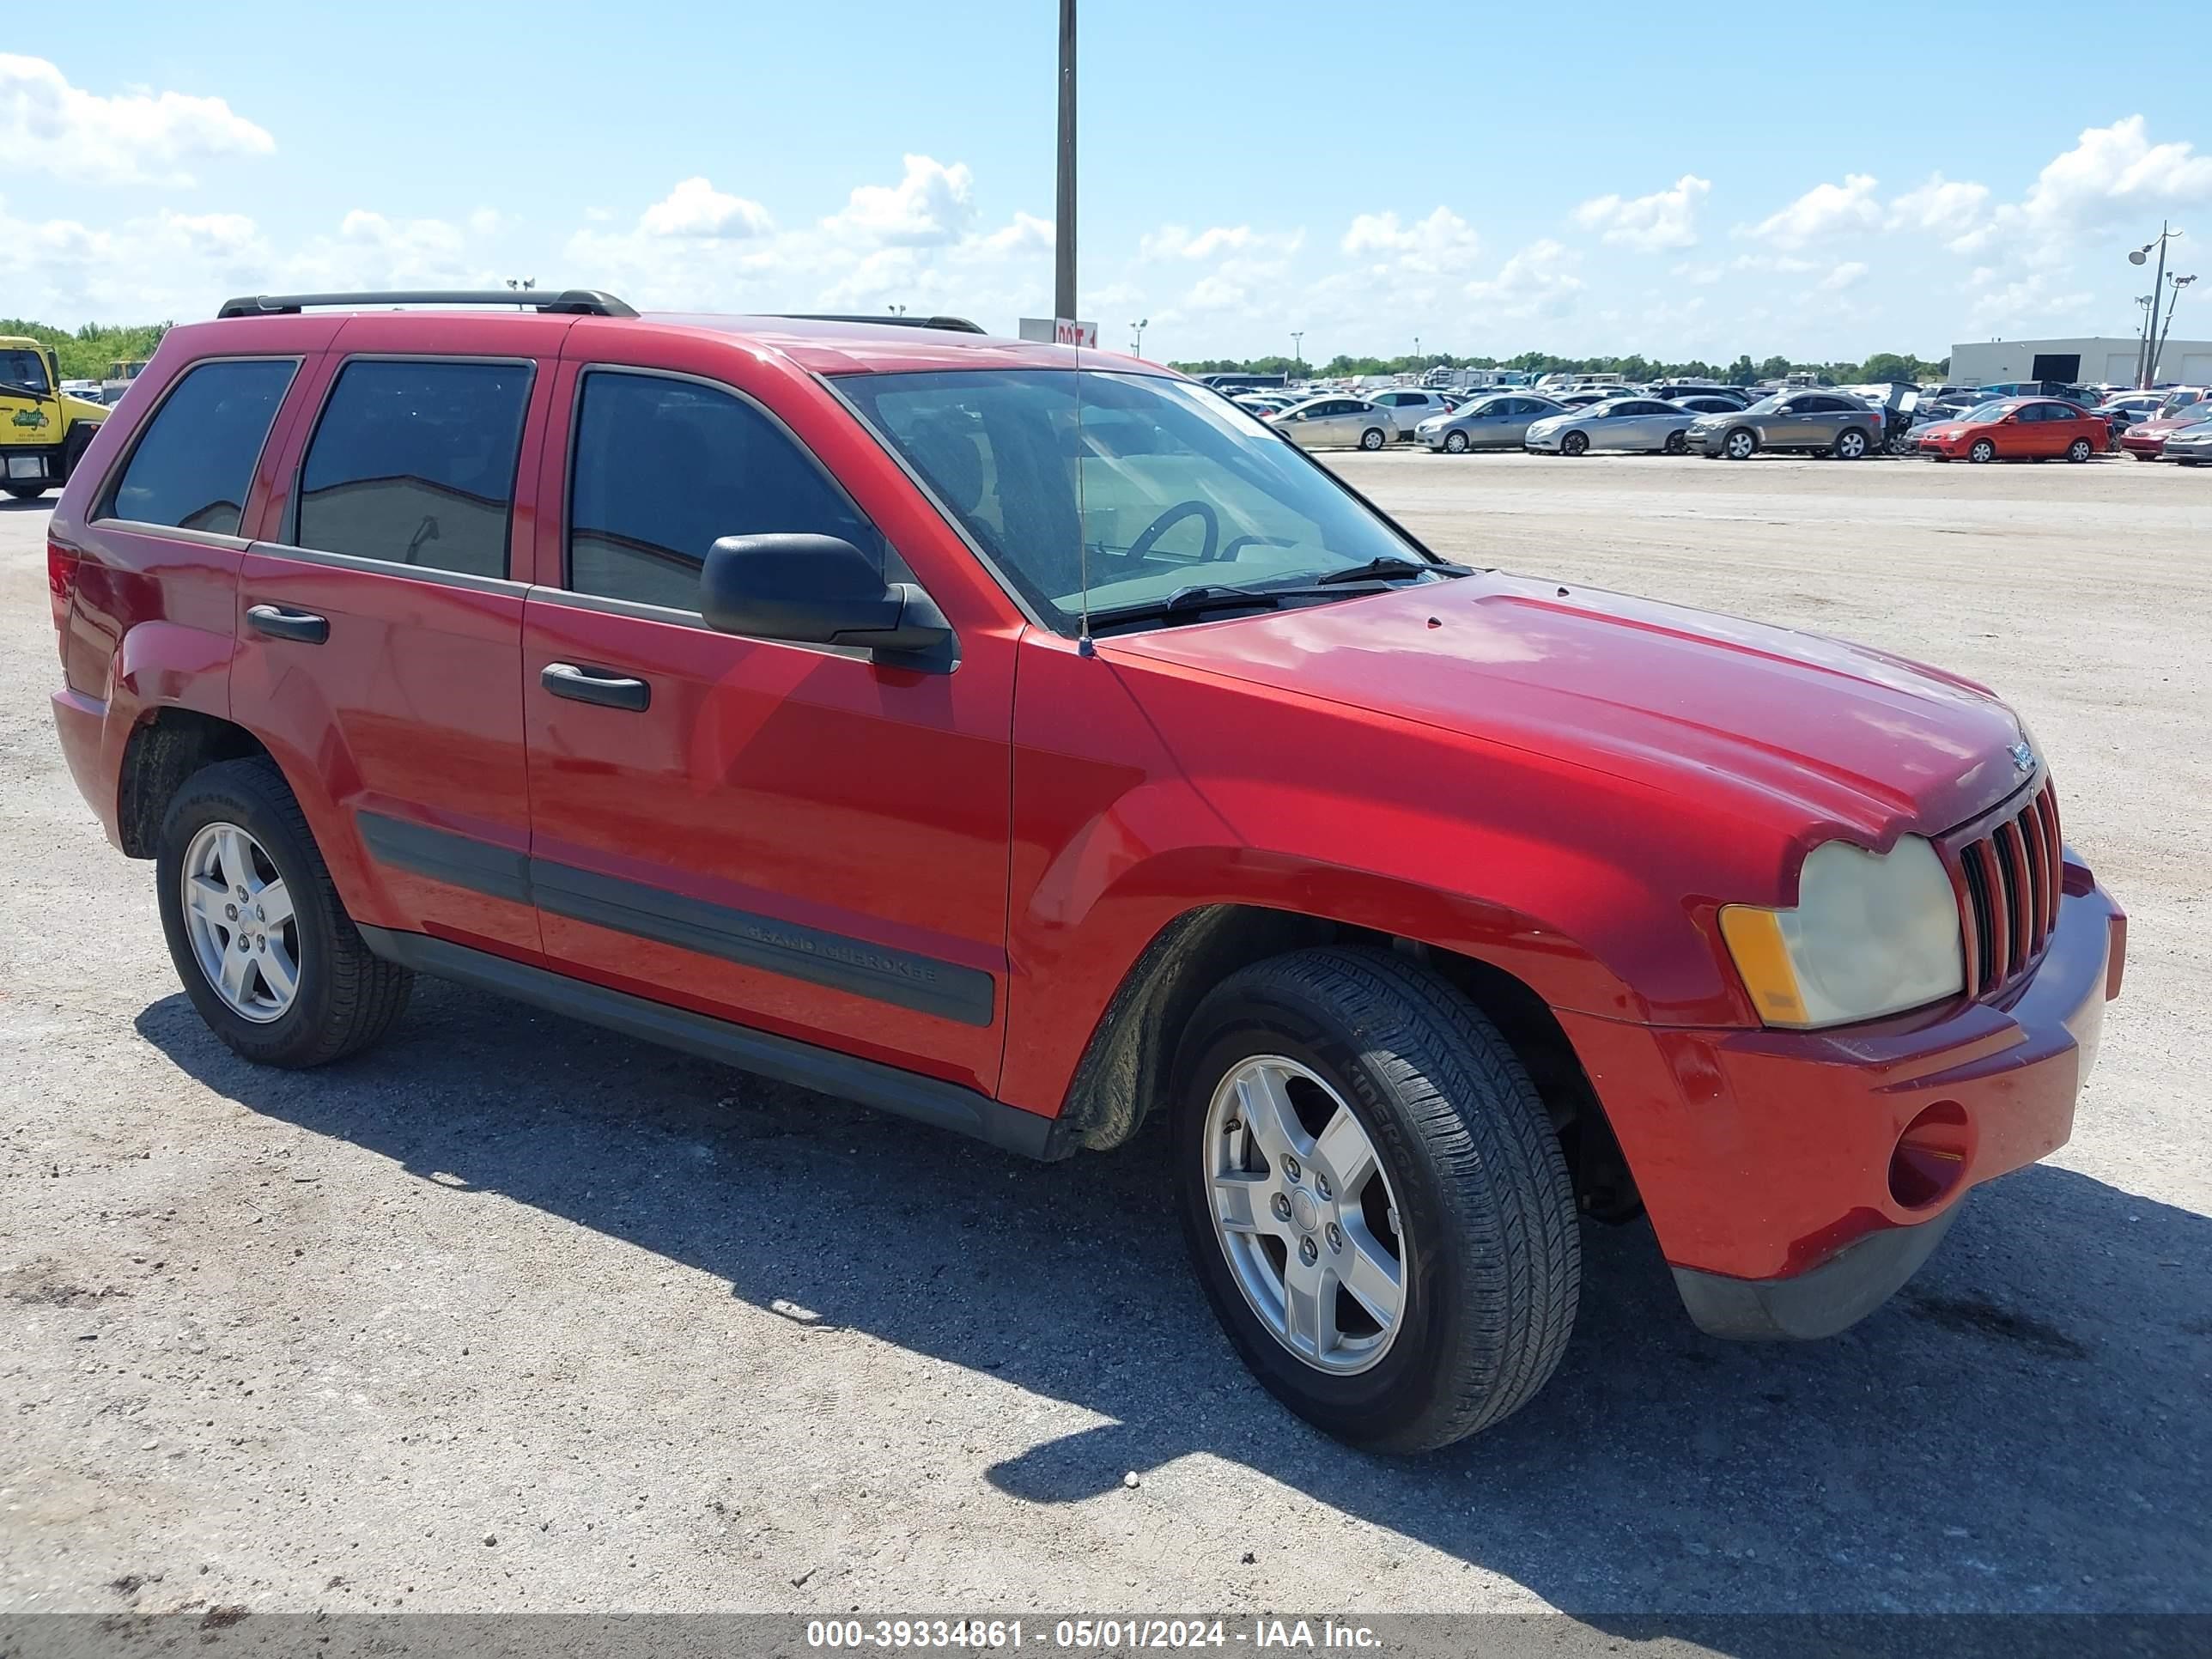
[1950,334,2212,388]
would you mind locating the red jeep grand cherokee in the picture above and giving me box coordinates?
[47,292,2125,1452]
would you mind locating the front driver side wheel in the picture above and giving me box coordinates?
[1173,947,1580,1453]
[1443,430,1470,453]
[1560,431,1589,457]
[1968,438,1996,463]
[1723,428,1758,460]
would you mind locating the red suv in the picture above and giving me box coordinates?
[47,292,2125,1452]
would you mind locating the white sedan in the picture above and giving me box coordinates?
[1524,396,1696,456]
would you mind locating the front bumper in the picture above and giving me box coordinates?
[1522,430,1566,453]
[3,443,66,484]
[1559,866,2124,1338]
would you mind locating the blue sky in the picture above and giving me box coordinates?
[9,2,2212,364]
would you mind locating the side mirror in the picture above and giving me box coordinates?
[700,534,952,662]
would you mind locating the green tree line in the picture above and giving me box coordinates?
[1172,349,1950,386]
[1,319,172,383]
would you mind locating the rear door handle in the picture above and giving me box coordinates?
[245,604,329,645]
[541,662,651,712]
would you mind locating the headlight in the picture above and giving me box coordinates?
[1719,836,1964,1028]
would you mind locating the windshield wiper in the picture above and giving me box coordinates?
[1311,555,1468,586]
[1089,584,1289,628]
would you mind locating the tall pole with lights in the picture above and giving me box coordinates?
[1291,331,1304,379]
[2152,273,2197,382]
[2130,223,2183,388]
[1054,0,1078,325]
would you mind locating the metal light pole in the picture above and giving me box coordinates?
[1129,318,1147,356]
[2130,223,2183,387]
[1054,0,1078,324]
[1291,331,1304,378]
[2152,274,2197,382]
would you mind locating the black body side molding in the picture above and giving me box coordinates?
[354,926,1065,1162]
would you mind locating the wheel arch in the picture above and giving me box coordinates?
[1053,902,1641,1219]
[116,707,274,858]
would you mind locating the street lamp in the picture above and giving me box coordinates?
[1129,317,1147,356]
[2130,222,2185,387]
[888,304,907,317]
[2151,274,2197,381]
[1291,331,1304,378]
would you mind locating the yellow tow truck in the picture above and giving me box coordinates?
[2,336,108,501]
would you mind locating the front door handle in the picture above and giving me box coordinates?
[541,662,651,712]
[245,604,329,644]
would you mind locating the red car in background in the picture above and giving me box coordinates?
[1913,397,2109,463]
[2118,398,2212,460]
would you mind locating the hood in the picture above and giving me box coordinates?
[1109,574,2031,843]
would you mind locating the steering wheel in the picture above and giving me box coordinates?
[1125,499,1220,564]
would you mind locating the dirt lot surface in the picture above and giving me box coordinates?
[3,453,2207,1625]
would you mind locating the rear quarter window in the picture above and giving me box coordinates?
[100,358,298,535]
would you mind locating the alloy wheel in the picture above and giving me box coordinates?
[1724,429,1756,459]
[1201,1055,1407,1376]
[179,821,300,1023]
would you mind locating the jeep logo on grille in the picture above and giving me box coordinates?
[2009,740,2036,774]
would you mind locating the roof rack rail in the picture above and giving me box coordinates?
[773,313,987,335]
[216,289,637,320]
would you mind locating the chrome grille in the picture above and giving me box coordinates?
[1950,781,2062,997]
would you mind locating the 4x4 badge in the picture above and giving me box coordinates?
[2010,740,2036,774]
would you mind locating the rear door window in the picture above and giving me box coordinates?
[292,359,533,580]
[101,358,297,535]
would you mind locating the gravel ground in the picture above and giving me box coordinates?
[2,453,2207,1625]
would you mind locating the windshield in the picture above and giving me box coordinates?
[840,369,1432,634]
[2159,395,2208,420]
[2169,401,2212,425]
[0,349,50,392]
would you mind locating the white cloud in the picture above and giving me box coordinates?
[1817,261,1869,293]
[1966,270,2094,329]
[0,53,272,186]
[1574,174,1711,251]
[1887,173,1991,248]
[1462,240,1584,319]
[2002,116,2212,251]
[1340,206,1480,272]
[1140,223,1300,262]
[640,177,773,240]
[1744,173,1881,249]
[822,154,975,246]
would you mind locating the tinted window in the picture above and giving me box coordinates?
[103,359,295,535]
[295,361,531,579]
[568,371,893,611]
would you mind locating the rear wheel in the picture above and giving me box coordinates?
[2065,437,2094,463]
[1443,430,1470,453]
[1560,431,1589,457]
[1359,427,1387,451]
[1663,431,1686,454]
[1173,947,1580,1453]
[1968,438,1996,464]
[1832,428,1869,459]
[1723,428,1758,460]
[156,757,411,1067]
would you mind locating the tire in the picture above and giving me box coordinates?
[1663,431,1686,455]
[1172,946,1579,1453]
[1722,428,1758,460]
[3,484,47,501]
[1443,430,1469,454]
[155,757,412,1067]
[1358,428,1386,451]
[1832,428,1869,459]
[2066,438,2094,463]
[1967,438,1996,464]
[1560,431,1589,457]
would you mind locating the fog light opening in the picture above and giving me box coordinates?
[1890,1100,1973,1211]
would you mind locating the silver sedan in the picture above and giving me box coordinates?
[1414,392,1566,453]
[1264,396,1396,451]
[1524,396,1696,456]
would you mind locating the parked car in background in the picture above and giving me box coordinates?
[1911,398,2106,464]
[1687,392,1882,459]
[1670,395,1744,416]
[1266,395,1395,451]
[1416,392,1567,453]
[2118,401,2212,460]
[2097,392,2166,426]
[1525,397,1696,456]
[2154,388,2209,419]
[1364,386,1458,439]
[1651,382,1748,405]
[2162,423,2212,465]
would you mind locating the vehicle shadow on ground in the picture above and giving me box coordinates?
[137,979,2210,1622]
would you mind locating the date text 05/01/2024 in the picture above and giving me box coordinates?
[805,1619,1383,1650]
